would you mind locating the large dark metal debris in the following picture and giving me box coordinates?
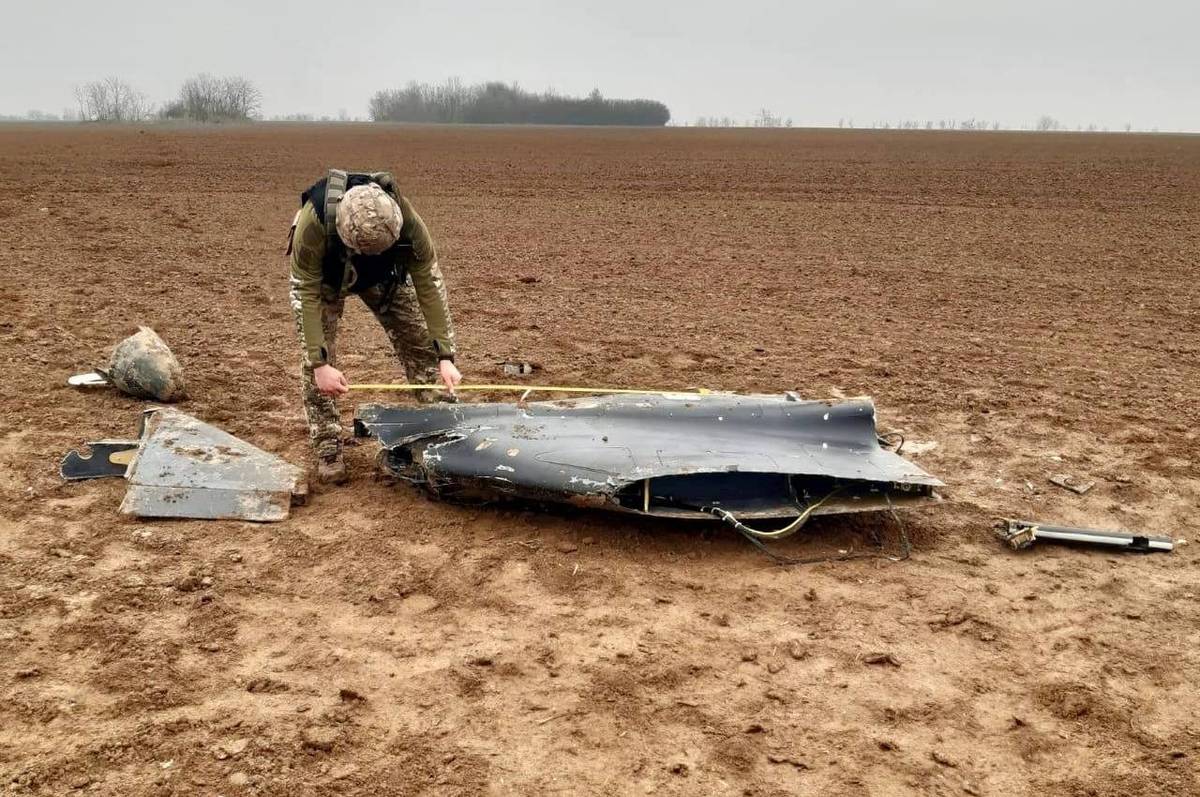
[355,393,942,520]
[62,408,306,521]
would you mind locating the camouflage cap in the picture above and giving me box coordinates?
[335,183,403,255]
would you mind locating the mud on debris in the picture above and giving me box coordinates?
[0,124,1198,795]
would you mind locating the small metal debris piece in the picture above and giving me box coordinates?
[60,440,140,480]
[997,518,1173,553]
[62,408,306,521]
[1048,473,1094,495]
[500,361,536,377]
[355,393,942,521]
[67,371,111,388]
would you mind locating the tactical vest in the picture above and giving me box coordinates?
[300,169,411,294]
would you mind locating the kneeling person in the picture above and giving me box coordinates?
[288,169,461,484]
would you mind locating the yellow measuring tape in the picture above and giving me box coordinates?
[347,383,713,395]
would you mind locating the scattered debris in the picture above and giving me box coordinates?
[997,518,1173,553]
[1049,473,1095,495]
[62,408,306,521]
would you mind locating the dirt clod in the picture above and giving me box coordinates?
[930,750,958,768]
[863,653,901,668]
[301,727,338,753]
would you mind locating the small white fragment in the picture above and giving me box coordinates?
[496,465,515,472]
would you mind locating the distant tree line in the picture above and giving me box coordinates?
[695,109,793,128]
[70,74,262,122]
[368,79,670,126]
[22,75,1161,133]
[689,114,1151,132]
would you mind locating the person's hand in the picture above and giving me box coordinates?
[314,364,350,397]
[438,359,462,394]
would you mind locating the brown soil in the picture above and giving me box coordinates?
[1,124,1198,796]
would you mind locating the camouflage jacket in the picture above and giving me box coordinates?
[289,194,456,367]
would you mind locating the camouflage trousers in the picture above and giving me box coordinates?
[297,282,440,457]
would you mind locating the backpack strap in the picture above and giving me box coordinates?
[323,169,348,237]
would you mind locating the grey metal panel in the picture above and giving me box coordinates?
[355,394,942,518]
[119,486,291,522]
[120,408,304,522]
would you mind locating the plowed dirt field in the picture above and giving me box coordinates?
[1,124,1198,795]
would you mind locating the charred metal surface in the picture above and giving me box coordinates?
[355,394,943,519]
[60,440,140,480]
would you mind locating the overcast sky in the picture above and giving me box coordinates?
[3,0,1197,130]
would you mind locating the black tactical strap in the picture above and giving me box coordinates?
[324,169,348,238]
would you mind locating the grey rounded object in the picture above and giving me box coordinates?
[107,327,188,402]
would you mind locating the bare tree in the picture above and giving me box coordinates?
[1035,115,1060,132]
[753,108,783,127]
[167,74,262,122]
[74,77,152,122]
